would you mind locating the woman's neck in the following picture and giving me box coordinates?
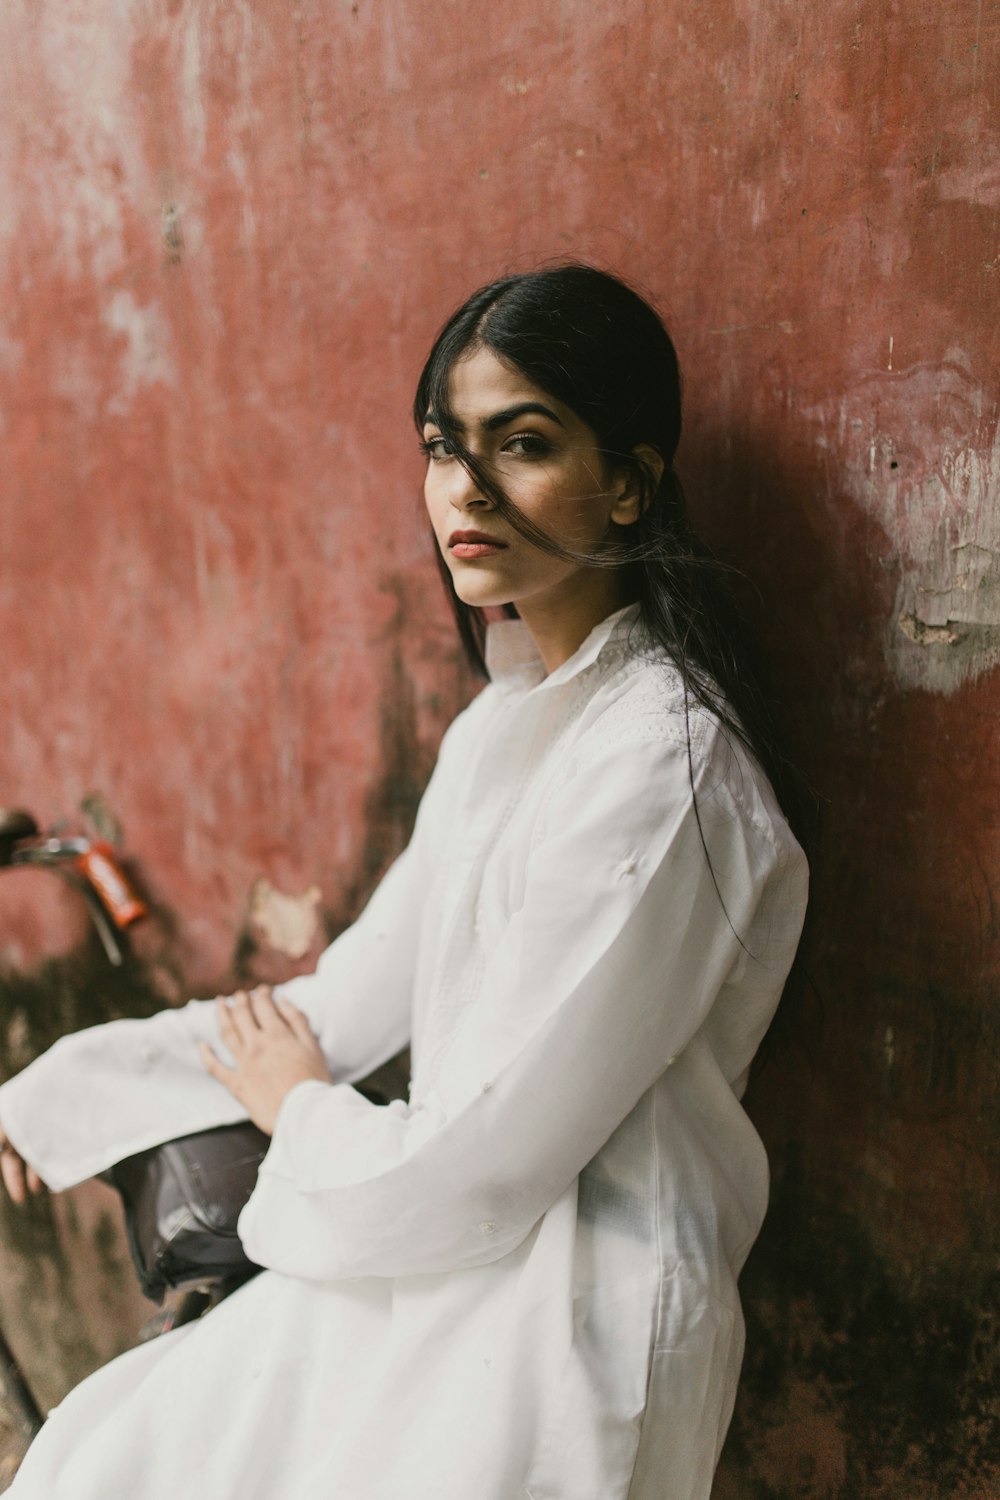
[516,572,634,675]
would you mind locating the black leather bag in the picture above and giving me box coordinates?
[103,1121,269,1303]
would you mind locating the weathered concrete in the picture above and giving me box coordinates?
[0,1,997,1493]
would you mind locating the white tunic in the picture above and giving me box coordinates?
[0,603,807,1500]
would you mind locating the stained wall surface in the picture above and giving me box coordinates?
[0,1,997,1494]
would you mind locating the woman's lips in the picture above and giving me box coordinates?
[450,541,505,559]
[448,531,507,560]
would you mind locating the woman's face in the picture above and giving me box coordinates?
[422,347,633,631]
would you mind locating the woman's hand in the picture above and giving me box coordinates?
[199,987,334,1136]
[0,1128,46,1205]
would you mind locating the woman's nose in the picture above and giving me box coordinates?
[448,463,493,512]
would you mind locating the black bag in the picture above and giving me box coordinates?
[103,1121,269,1303]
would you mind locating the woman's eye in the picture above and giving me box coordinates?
[502,432,550,458]
[421,436,454,462]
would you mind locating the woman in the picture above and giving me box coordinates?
[0,265,807,1499]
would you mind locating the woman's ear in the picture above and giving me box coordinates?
[609,444,666,526]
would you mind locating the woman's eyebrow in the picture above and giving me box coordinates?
[481,402,564,431]
[422,401,565,432]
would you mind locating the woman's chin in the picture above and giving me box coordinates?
[451,575,513,610]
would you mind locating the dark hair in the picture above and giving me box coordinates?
[413,264,801,841]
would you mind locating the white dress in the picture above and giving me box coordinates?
[0,602,807,1500]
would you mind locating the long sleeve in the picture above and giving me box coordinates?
[0,701,483,1192]
[237,721,807,1281]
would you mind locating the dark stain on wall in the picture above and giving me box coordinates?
[350,642,434,905]
[0,933,167,1070]
[0,935,171,1420]
[718,1145,1000,1499]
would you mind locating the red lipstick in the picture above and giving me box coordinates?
[448,529,507,559]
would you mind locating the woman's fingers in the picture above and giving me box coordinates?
[276,997,317,1045]
[248,986,284,1033]
[0,1128,47,1202]
[203,988,329,1132]
[216,999,237,1055]
[226,990,261,1042]
[216,992,259,1054]
[202,992,331,1134]
[199,1040,235,1087]
[214,988,299,1063]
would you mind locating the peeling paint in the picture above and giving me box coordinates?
[101,290,175,411]
[805,366,1000,695]
[247,877,322,961]
[897,614,965,647]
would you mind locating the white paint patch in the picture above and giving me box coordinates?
[748,183,767,231]
[180,13,208,161]
[248,878,322,961]
[225,146,258,251]
[935,156,1000,209]
[102,290,176,412]
[28,0,142,282]
[804,353,1000,694]
[886,431,1000,695]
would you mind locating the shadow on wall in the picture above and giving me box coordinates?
[691,430,1000,1498]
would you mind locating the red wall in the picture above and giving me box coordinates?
[0,2,997,1492]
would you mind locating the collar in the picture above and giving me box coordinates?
[484,601,643,696]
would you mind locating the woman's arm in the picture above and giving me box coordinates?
[0,699,486,1192]
[0,840,424,1192]
[235,722,808,1281]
